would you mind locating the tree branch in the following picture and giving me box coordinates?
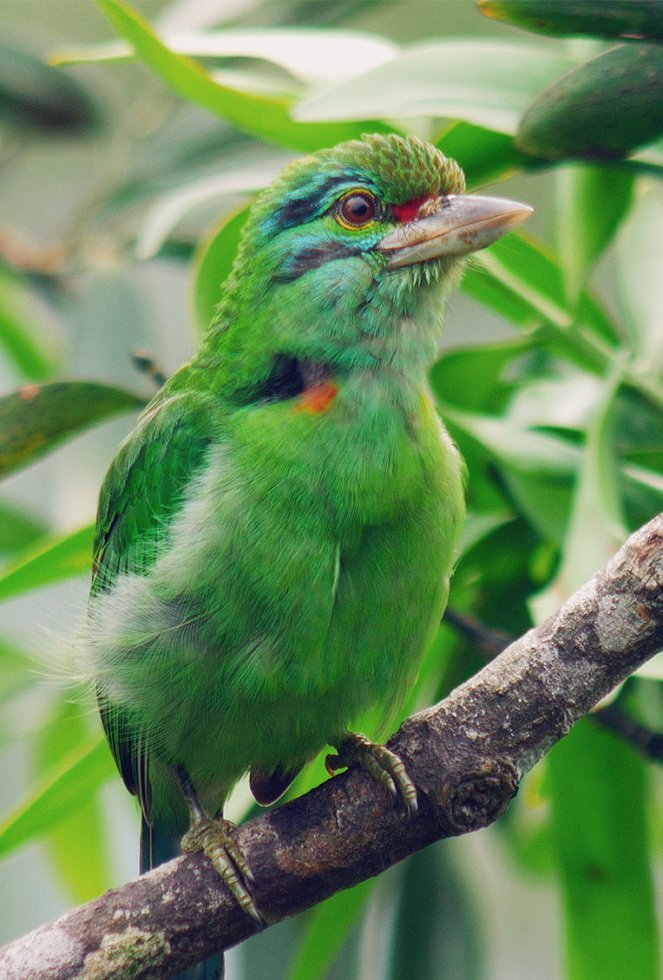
[2,514,662,979]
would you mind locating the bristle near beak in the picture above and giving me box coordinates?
[379,194,533,269]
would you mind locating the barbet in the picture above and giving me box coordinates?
[84,134,531,977]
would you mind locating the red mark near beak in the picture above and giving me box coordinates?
[392,195,432,224]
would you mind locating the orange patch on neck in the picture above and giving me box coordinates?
[296,380,339,414]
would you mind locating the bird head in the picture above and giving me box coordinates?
[214,134,531,382]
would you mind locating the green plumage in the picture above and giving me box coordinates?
[85,134,530,973]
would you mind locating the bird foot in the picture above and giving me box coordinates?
[181,816,263,924]
[326,731,418,817]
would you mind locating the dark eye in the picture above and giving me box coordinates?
[336,190,378,229]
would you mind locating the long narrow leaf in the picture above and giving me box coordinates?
[548,722,659,980]
[97,0,390,152]
[288,881,374,980]
[295,40,575,134]
[193,206,250,333]
[0,269,59,381]
[0,524,93,601]
[0,381,144,479]
[34,699,111,902]
[0,736,115,859]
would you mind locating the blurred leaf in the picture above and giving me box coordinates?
[502,469,573,545]
[456,510,514,557]
[137,154,288,259]
[478,0,663,44]
[548,722,659,980]
[616,182,663,379]
[0,381,144,479]
[0,640,33,707]
[465,234,622,369]
[437,121,527,187]
[34,698,111,902]
[387,844,483,980]
[443,407,582,476]
[54,27,398,86]
[432,336,532,414]
[295,40,575,134]
[288,881,374,980]
[193,206,249,333]
[531,359,627,617]
[499,768,554,877]
[0,267,59,381]
[629,136,663,177]
[0,41,99,131]
[556,165,634,304]
[622,463,663,538]
[0,736,114,859]
[0,524,93,602]
[237,0,386,29]
[97,0,390,152]
[506,372,603,431]
[0,502,47,554]
[517,45,663,161]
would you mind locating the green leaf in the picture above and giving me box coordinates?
[556,165,634,304]
[387,845,483,980]
[33,698,111,902]
[548,722,659,980]
[97,0,390,152]
[288,881,374,980]
[456,509,514,557]
[0,380,144,479]
[0,502,47,554]
[0,736,115,859]
[53,26,398,86]
[468,233,621,344]
[432,336,533,414]
[0,267,59,381]
[502,469,573,545]
[464,233,622,373]
[192,206,249,333]
[0,524,93,601]
[0,640,34,707]
[516,44,663,162]
[616,182,663,380]
[294,40,575,134]
[443,407,582,476]
[531,359,627,616]
[136,154,290,259]
[436,121,527,187]
[478,0,663,43]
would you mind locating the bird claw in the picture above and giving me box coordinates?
[326,732,418,817]
[181,816,263,924]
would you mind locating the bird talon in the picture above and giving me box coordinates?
[181,816,263,924]
[331,732,418,817]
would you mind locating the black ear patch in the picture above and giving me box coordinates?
[273,175,349,231]
[273,241,364,284]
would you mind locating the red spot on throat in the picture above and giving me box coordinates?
[296,380,339,414]
[392,195,432,224]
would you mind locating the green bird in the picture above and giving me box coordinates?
[85,133,531,978]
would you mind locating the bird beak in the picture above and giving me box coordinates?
[378,194,533,269]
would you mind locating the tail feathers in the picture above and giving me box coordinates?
[141,815,224,980]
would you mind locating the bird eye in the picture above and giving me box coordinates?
[335,190,378,230]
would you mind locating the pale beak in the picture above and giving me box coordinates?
[378,194,533,269]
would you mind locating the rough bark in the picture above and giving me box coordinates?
[1,513,661,979]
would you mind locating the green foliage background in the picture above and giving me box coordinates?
[0,1,662,977]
